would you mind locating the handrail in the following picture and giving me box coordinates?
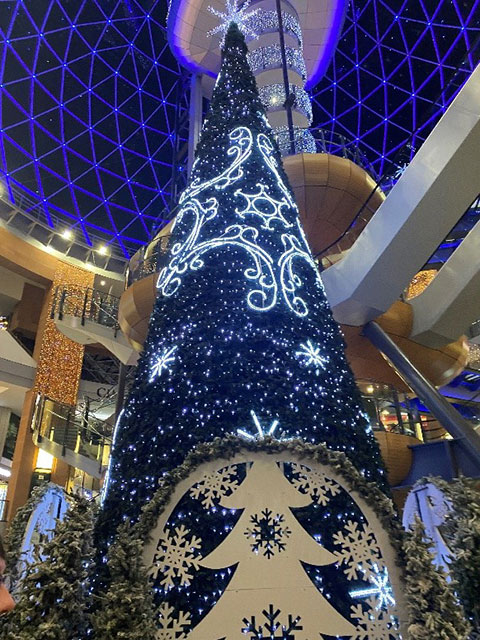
[0,174,129,263]
[364,321,480,462]
[31,394,112,474]
[52,286,120,332]
[126,233,172,286]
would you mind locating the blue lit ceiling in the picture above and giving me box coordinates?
[0,0,188,260]
[0,0,479,260]
[311,0,480,184]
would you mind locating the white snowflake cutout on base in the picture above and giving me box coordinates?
[333,520,382,580]
[244,509,291,558]
[290,462,341,505]
[158,603,191,640]
[149,524,202,590]
[351,597,399,640]
[190,465,239,509]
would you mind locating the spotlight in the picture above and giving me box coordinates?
[100,280,106,286]
[98,245,108,256]
[61,229,73,240]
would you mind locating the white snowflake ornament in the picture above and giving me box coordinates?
[333,520,382,580]
[158,603,191,640]
[149,345,177,382]
[150,524,202,589]
[296,340,329,374]
[190,466,239,509]
[208,0,259,43]
[290,463,341,506]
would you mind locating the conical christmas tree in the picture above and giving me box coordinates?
[97,21,386,545]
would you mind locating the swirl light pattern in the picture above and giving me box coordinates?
[157,126,322,317]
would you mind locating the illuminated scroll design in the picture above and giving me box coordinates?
[157,197,218,296]
[234,182,293,230]
[278,234,318,317]
[181,127,254,203]
[160,222,277,312]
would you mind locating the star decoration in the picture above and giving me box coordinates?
[207,0,259,43]
[296,340,329,373]
[349,564,396,610]
[237,410,279,439]
[149,345,177,382]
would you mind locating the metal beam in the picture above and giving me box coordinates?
[363,321,480,463]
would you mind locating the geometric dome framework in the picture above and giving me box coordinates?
[311,0,480,185]
[1,0,479,262]
[0,0,187,259]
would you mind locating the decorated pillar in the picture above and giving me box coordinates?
[6,261,94,519]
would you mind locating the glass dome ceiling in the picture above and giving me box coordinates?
[0,0,479,262]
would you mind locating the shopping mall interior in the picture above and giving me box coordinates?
[0,0,479,636]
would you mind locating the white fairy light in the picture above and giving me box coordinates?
[350,564,396,610]
[296,340,329,372]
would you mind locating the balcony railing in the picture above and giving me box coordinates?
[126,234,172,287]
[51,286,120,332]
[31,394,112,477]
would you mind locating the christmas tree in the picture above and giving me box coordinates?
[97,20,386,546]
[186,458,357,638]
[404,518,470,640]
[91,522,158,640]
[4,496,95,640]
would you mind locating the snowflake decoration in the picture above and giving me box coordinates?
[150,524,202,590]
[237,410,280,440]
[350,564,396,611]
[242,604,302,638]
[208,0,259,43]
[190,465,239,509]
[393,162,408,180]
[333,520,382,580]
[295,340,329,374]
[290,463,341,506]
[157,603,191,640]
[149,345,177,382]
[351,598,399,640]
[244,509,291,559]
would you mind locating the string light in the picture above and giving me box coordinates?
[207,0,259,43]
[34,262,94,405]
[258,84,313,123]
[247,45,306,80]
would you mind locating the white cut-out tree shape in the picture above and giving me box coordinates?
[187,459,357,639]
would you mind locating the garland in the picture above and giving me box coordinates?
[135,435,404,550]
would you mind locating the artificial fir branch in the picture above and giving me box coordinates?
[417,476,480,633]
[91,521,158,640]
[3,496,95,640]
[404,516,471,640]
[3,482,53,592]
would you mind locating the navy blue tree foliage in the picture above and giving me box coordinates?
[97,22,387,548]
